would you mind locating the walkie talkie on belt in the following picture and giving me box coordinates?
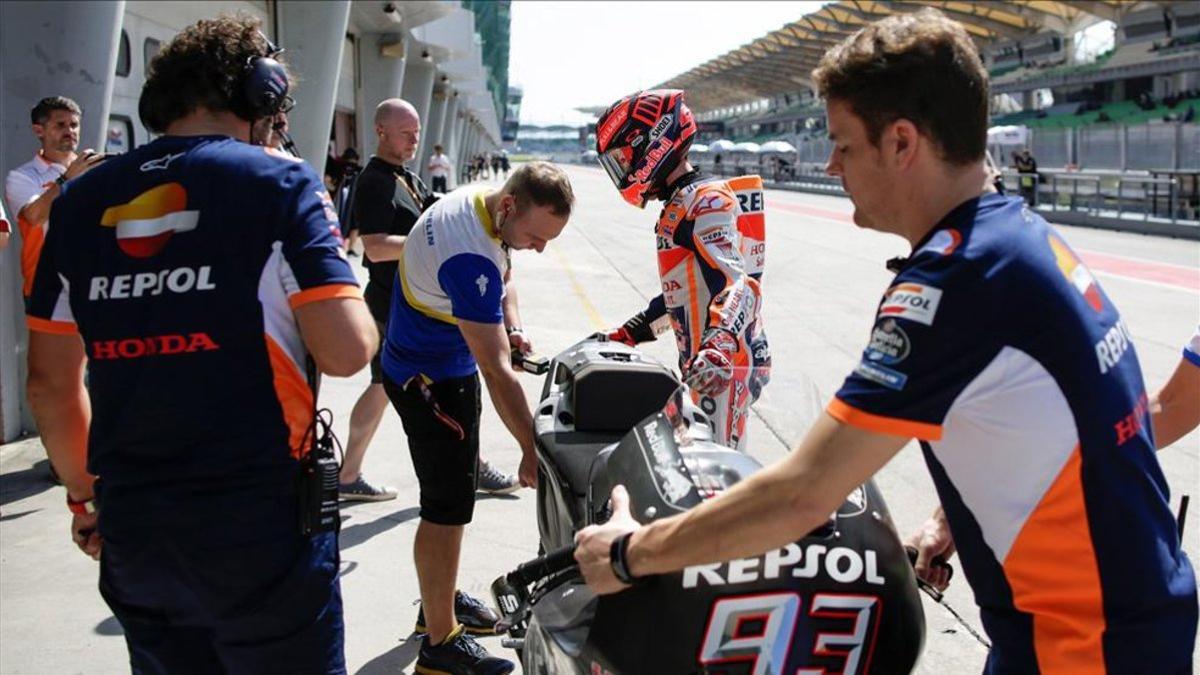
[298,357,342,535]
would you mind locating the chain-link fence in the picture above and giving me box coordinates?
[796,137,833,164]
[786,122,1194,172]
[1077,126,1121,169]
[1125,124,1179,171]
[1180,125,1199,170]
[1030,128,1071,168]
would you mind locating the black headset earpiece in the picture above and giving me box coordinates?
[241,33,290,119]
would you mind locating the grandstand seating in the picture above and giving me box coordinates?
[1104,40,1157,69]
[996,97,1200,129]
[989,63,1023,79]
[991,35,1196,89]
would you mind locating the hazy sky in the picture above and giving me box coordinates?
[509,1,826,127]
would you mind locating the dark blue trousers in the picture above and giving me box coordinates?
[97,478,345,674]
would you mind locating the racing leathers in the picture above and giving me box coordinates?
[617,170,769,451]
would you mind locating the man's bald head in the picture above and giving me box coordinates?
[375,98,419,128]
[374,98,421,164]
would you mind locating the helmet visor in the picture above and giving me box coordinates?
[598,145,633,188]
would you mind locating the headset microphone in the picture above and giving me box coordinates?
[273,120,301,158]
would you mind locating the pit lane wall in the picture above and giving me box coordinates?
[0,0,508,442]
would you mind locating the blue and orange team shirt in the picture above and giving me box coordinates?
[26,136,361,485]
[829,193,1195,673]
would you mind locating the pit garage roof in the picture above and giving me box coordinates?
[657,0,1147,112]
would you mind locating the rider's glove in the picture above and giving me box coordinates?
[603,326,638,346]
[594,310,658,346]
[684,329,738,396]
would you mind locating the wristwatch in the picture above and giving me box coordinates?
[609,532,642,585]
[54,174,68,188]
[505,325,523,335]
[66,494,96,515]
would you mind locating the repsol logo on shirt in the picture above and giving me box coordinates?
[91,333,219,360]
[1095,318,1133,375]
[89,266,215,300]
[736,191,763,213]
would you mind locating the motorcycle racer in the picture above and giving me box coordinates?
[595,89,769,450]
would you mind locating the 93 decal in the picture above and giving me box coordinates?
[698,592,882,675]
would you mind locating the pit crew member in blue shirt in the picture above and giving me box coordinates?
[25,17,376,674]
[575,11,1196,674]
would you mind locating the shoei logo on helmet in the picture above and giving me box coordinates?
[633,138,674,183]
[649,114,674,142]
[597,105,628,150]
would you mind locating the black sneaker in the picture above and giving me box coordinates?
[415,625,513,675]
[415,590,500,636]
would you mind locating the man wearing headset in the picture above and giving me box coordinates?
[25,17,375,673]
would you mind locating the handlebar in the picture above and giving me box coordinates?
[493,544,579,636]
[904,545,954,601]
[903,545,954,581]
[507,544,578,587]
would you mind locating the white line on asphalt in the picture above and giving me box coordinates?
[1092,271,1200,294]
[1080,249,1200,272]
[549,246,607,330]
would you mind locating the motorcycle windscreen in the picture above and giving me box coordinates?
[583,393,926,675]
[605,386,704,521]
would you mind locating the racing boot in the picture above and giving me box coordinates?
[415,624,514,675]
[414,590,500,636]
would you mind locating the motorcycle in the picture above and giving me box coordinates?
[494,337,928,674]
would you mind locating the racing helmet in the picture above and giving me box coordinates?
[595,90,696,208]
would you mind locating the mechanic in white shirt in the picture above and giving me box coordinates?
[4,96,105,297]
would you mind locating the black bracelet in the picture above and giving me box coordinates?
[609,532,641,585]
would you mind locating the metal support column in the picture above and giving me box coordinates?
[357,33,407,158]
[400,55,435,172]
[442,92,461,187]
[0,0,124,439]
[277,0,351,176]
[420,92,448,183]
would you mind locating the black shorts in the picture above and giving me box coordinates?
[368,320,387,385]
[383,373,480,525]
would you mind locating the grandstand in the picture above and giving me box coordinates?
[648,0,1198,175]
[616,0,1199,237]
[510,124,587,157]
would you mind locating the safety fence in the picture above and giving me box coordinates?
[699,121,1197,173]
[689,157,1199,236]
[1015,121,1198,171]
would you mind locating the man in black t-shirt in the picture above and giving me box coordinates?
[339,99,430,500]
[343,99,520,501]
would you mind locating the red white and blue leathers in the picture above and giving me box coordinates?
[635,170,769,451]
